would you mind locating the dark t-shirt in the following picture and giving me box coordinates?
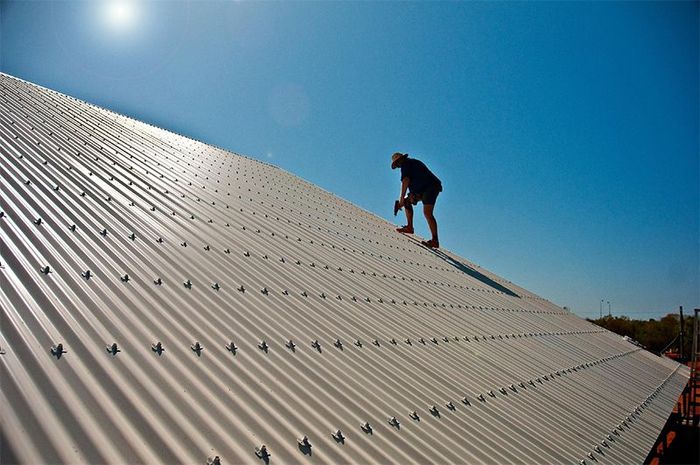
[400,158,441,194]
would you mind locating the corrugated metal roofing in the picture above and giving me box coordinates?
[0,71,690,465]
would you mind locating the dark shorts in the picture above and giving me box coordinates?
[408,183,442,206]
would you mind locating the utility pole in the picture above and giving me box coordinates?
[600,299,604,319]
[607,301,611,317]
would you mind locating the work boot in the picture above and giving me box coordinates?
[396,225,414,234]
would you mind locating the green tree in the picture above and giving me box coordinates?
[587,313,696,359]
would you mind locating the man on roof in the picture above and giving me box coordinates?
[391,152,442,249]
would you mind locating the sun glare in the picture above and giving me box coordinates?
[104,1,137,32]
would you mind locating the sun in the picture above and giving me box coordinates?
[104,1,137,32]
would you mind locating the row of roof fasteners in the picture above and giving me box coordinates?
[45,341,637,409]
[41,330,608,361]
[35,264,581,315]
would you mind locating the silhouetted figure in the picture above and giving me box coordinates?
[391,152,442,248]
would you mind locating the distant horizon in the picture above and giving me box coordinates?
[1,1,697,320]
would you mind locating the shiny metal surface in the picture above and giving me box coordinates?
[0,72,689,464]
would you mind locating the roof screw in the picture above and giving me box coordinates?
[211,282,221,291]
[154,277,163,285]
[128,233,136,241]
[121,274,130,283]
[301,291,308,297]
[258,340,269,353]
[409,411,420,421]
[261,287,269,295]
[354,339,363,347]
[499,387,507,395]
[100,229,108,237]
[82,270,92,280]
[156,237,164,243]
[477,394,486,402]
[509,384,517,392]
[204,245,210,251]
[587,452,595,460]
[297,435,312,450]
[207,456,221,465]
[311,340,322,352]
[41,266,52,275]
[404,338,412,345]
[238,285,246,293]
[286,340,296,351]
[419,338,426,344]
[282,289,289,295]
[431,337,438,344]
[51,343,67,359]
[191,342,204,356]
[69,224,77,232]
[226,342,238,354]
[580,461,587,465]
[152,342,165,356]
[334,339,343,349]
[224,248,231,254]
[429,405,439,416]
[372,339,380,347]
[388,416,400,428]
[181,241,188,247]
[106,343,121,356]
[254,445,269,460]
[320,292,326,299]
[390,338,397,345]
[184,279,193,289]
[361,422,373,434]
[244,251,250,257]
[446,401,455,410]
[594,446,602,454]
[332,430,345,443]
[34,218,43,226]
[443,336,449,342]
[462,397,471,406]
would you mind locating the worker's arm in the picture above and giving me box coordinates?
[398,177,409,206]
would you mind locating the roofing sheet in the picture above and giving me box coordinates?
[0,72,690,465]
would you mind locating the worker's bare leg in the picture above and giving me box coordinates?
[423,204,438,243]
[404,200,414,229]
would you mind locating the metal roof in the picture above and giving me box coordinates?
[0,72,690,465]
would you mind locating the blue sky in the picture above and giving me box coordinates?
[1,1,697,319]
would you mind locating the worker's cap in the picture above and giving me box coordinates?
[391,152,408,169]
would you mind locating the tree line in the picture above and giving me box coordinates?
[587,313,696,359]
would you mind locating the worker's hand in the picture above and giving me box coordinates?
[397,197,405,208]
